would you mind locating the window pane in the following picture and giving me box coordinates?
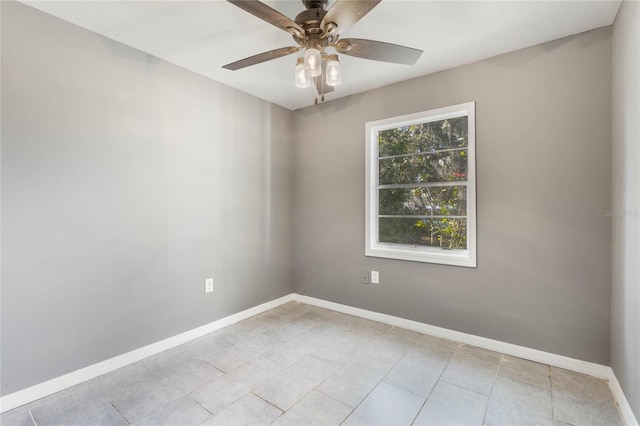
[378,150,468,185]
[379,186,467,216]
[379,217,468,249]
[378,116,468,157]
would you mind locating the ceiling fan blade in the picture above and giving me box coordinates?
[223,46,301,70]
[321,0,381,36]
[227,0,304,36]
[335,38,423,65]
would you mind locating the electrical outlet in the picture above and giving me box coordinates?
[361,271,369,284]
[205,278,214,293]
[371,271,380,284]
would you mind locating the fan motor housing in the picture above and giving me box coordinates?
[295,7,327,34]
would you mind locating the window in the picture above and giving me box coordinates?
[365,102,476,267]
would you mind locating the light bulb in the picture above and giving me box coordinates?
[295,57,310,88]
[304,48,322,77]
[325,54,341,87]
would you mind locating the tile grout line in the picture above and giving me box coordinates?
[249,392,285,415]
[331,354,385,425]
[310,388,357,426]
[548,365,556,424]
[188,394,216,418]
[109,402,128,425]
[480,353,503,426]
[28,408,37,426]
[409,342,461,426]
[314,387,357,419]
[337,372,381,426]
[316,327,399,425]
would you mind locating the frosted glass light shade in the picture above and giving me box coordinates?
[326,55,341,86]
[295,57,310,88]
[304,48,322,77]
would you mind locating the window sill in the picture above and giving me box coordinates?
[366,245,476,267]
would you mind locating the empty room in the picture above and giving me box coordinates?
[1,0,638,425]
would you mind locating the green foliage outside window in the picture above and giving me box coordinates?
[378,116,469,249]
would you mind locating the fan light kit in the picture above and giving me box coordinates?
[296,51,340,88]
[223,0,423,104]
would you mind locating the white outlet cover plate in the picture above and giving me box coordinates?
[371,271,379,284]
[205,278,214,293]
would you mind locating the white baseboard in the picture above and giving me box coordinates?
[292,294,610,377]
[0,294,295,413]
[292,293,638,426]
[2,292,637,426]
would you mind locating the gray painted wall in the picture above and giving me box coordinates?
[612,0,640,418]
[1,2,293,396]
[293,28,613,364]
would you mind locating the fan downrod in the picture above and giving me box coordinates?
[303,0,328,9]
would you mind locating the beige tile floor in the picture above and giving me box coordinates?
[0,302,625,426]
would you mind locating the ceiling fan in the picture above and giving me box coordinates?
[223,0,423,103]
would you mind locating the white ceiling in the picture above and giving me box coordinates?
[22,0,621,110]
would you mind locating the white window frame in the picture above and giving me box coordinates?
[365,102,476,267]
